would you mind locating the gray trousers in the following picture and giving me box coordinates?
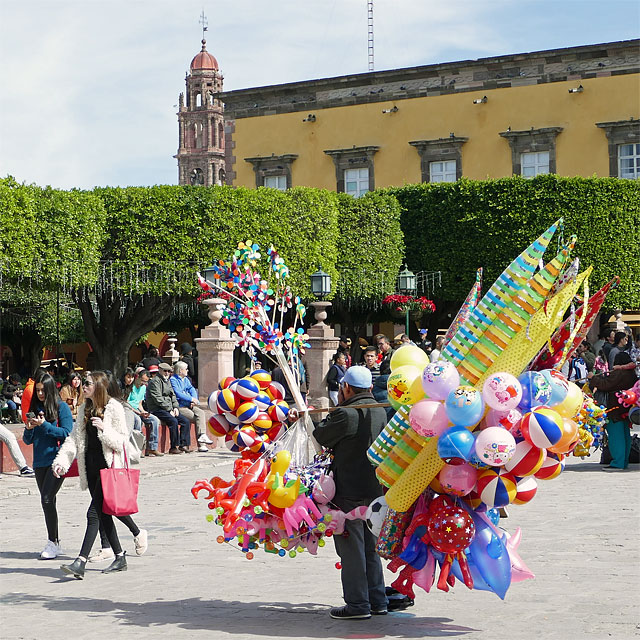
[0,424,27,469]
[179,405,205,438]
[333,497,387,614]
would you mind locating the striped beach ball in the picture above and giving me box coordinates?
[462,488,484,510]
[252,412,273,432]
[233,426,258,449]
[207,390,220,412]
[267,423,283,441]
[225,430,240,452]
[534,452,565,480]
[521,408,563,449]
[218,376,237,391]
[268,399,289,423]
[225,411,241,426]
[266,381,286,401]
[235,377,261,400]
[235,401,259,424]
[476,468,518,508]
[207,413,231,438]
[254,393,272,412]
[513,476,538,505]
[504,440,546,477]
[250,433,269,454]
[250,369,272,390]
[216,388,237,414]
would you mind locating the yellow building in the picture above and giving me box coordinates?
[219,40,640,194]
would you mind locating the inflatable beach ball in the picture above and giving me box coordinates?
[518,371,552,411]
[218,376,237,391]
[265,381,286,401]
[365,496,389,537]
[539,369,569,407]
[216,388,237,413]
[235,401,259,424]
[252,412,272,432]
[475,468,518,508]
[521,407,563,449]
[421,360,460,401]
[513,476,538,505]
[253,393,272,412]
[504,440,546,477]
[482,373,522,411]
[474,427,517,467]
[445,386,485,427]
[387,365,424,409]
[437,425,476,463]
[534,452,565,480]
[250,369,272,390]
[235,377,261,400]
[207,390,220,412]
[268,399,289,423]
[208,413,231,438]
[390,344,430,372]
[225,430,241,452]
[233,426,258,449]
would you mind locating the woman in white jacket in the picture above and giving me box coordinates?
[53,371,129,579]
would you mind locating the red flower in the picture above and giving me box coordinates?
[382,294,436,314]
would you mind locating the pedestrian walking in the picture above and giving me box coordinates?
[327,353,347,407]
[53,371,130,579]
[23,372,73,559]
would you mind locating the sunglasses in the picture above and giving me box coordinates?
[82,380,94,387]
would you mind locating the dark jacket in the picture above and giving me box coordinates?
[326,363,346,392]
[313,391,386,508]
[3,380,20,400]
[589,368,638,422]
[22,399,73,467]
[145,375,179,413]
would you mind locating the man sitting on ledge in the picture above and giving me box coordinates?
[145,363,191,454]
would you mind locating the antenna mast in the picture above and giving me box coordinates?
[367,0,374,72]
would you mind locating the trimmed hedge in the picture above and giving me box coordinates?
[388,175,640,310]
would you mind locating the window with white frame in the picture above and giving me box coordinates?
[264,175,287,190]
[344,168,370,197]
[521,151,550,177]
[429,160,457,183]
[618,143,640,179]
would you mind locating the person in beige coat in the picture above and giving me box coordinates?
[53,371,130,579]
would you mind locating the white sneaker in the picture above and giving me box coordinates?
[88,548,115,563]
[198,444,209,452]
[134,529,148,556]
[198,434,214,444]
[40,540,61,560]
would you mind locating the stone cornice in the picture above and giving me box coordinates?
[499,127,564,140]
[219,39,639,119]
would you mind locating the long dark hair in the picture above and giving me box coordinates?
[84,371,110,420]
[29,373,60,423]
[106,371,126,404]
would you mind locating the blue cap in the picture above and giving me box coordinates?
[342,366,372,388]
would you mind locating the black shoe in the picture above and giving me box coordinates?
[329,606,371,620]
[371,609,388,615]
[60,557,86,580]
[102,551,127,574]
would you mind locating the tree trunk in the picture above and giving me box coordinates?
[74,289,181,377]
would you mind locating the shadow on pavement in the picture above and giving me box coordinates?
[0,593,478,638]
[565,462,640,472]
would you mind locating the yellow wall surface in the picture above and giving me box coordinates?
[230,74,640,189]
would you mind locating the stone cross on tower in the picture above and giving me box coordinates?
[174,17,226,187]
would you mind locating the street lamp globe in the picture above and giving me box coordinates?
[397,266,416,294]
[203,265,216,284]
[310,267,332,299]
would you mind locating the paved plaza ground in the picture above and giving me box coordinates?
[1,445,639,640]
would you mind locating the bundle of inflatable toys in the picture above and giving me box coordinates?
[191,225,626,600]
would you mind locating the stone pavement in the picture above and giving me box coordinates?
[1,448,639,640]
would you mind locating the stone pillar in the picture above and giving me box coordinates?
[163,337,179,366]
[306,301,339,409]
[195,298,235,404]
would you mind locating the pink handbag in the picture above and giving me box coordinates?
[100,446,140,516]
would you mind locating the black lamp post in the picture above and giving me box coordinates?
[203,265,216,285]
[397,265,417,334]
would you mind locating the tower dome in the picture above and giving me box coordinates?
[190,39,218,71]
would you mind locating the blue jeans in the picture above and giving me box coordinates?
[141,414,160,450]
[332,497,387,614]
[151,409,190,448]
[607,419,631,469]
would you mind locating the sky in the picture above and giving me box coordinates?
[1,0,638,190]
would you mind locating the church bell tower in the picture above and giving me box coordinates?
[175,22,225,186]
